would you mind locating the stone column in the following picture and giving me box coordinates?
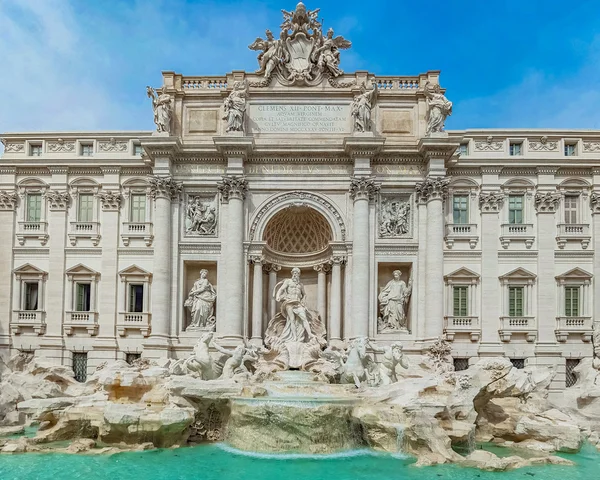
[266,264,281,321]
[329,256,345,347]
[314,263,330,324]
[250,255,263,346]
[591,192,600,361]
[0,188,18,355]
[347,177,379,340]
[147,175,181,356]
[217,175,248,343]
[416,176,449,339]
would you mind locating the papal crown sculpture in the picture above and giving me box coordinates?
[249,2,352,86]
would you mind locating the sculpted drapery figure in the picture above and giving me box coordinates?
[424,81,452,136]
[249,29,284,78]
[146,86,173,134]
[380,198,410,237]
[313,28,351,77]
[378,270,413,332]
[351,82,377,133]
[223,80,248,133]
[185,196,217,235]
[184,269,217,330]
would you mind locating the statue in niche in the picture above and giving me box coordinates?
[264,268,326,369]
[146,86,173,134]
[378,269,413,333]
[185,196,217,235]
[351,82,377,133]
[424,81,452,136]
[313,28,351,77]
[379,198,410,237]
[223,80,248,133]
[184,269,217,331]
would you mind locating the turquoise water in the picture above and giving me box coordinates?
[0,443,598,480]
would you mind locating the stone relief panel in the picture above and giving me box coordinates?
[185,193,218,236]
[377,264,413,334]
[378,195,411,238]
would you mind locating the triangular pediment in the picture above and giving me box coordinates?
[118,264,152,277]
[13,263,47,275]
[499,267,536,280]
[444,267,480,281]
[556,267,592,280]
[65,263,99,277]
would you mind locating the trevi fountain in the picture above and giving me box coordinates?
[2,3,600,479]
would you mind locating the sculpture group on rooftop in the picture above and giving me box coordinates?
[424,81,452,136]
[351,82,377,133]
[223,80,248,133]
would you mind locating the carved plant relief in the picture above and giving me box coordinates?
[379,196,411,238]
[185,194,218,236]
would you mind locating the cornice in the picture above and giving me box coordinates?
[13,248,50,255]
[373,154,423,164]
[443,250,482,258]
[248,155,351,164]
[64,248,102,256]
[174,156,224,164]
[343,135,386,158]
[497,250,538,258]
[554,250,594,258]
[117,248,155,255]
[178,243,221,255]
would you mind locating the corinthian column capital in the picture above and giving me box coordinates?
[217,175,248,203]
[534,191,561,213]
[148,175,182,200]
[0,190,18,211]
[415,176,449,203]
[478,191,504,213]
[349,176,380,202]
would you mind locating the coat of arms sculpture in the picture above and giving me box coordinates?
[249,2,351,86]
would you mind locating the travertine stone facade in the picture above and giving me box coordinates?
[1,4,599,391]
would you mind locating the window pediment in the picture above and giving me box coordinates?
[66,263,100,279]
[119,264,152,281]
[501,178,535,192]
[444,267,480,283]
[556,267,592,281]
[13,263,47,278]
[499,267,536,281]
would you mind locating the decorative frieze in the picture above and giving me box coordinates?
[0,191,19,210]
[98,191,122,210]
[349,176,379,201]
[313,262,332,273]
[217,175,248,202]
[529,136,557,152]
[584,142,600,152]
[478,192,504,213]
[45,190,70,210]
[474,136,503,152]
[415,176,449,203]
[185,194,218,235]
[379,196,411,237]
[534,191,561,213]
[2,142,24,153]
[47,138,75,153]
[99,138,128,152]
[148,175,182,200]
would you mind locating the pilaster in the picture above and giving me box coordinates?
[0,180,18,354]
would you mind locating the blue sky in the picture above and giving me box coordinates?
[1,0,600,133]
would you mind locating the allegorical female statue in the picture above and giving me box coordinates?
[223,80,248,133]
[351,82,377,133]
[424,81,452,136]
[146,86,173,134]
[184,269,217,330]
[378,269,413,332]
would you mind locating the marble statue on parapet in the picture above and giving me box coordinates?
[351,82,377,133]
[263,267,327,370]
[379,198,411,237]
[378,270,413,333]
[313,28,351,77]
[146,86,173,134]
[185,196,217,235]
[184,269,217,331]
[424,81,452,136]
[223,80,248,133]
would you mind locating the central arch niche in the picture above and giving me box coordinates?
[262,206,333,267]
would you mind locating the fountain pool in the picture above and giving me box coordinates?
[0,443,599,480]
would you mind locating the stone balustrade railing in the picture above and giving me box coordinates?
[117,312,151,337]
[11,310,46,335]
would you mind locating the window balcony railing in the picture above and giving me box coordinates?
[121,222,154,247]
[500,223,535,249]
[17,221,49,246]
[117,312,151,337]
[68,221,100,247]
[555,316,593,342]
[64,311,99,336]
[444,224,479,249]
[556,223,591,249]
[11,310,46,335]
[499,315,537,342]
[443,315,480,342]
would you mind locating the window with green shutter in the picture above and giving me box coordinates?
[26,193,42,222]
[78,194,94,222]
[565,286,580,317]
[453,286,468,316]
[76,283,91,312]
[508,196,524,224]
[508,286,524,316]
[130,194,146,222]
[452,195,469,224]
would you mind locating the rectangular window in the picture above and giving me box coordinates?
[452,195,469,224]
[126,353,141,365]
[75,283,91,312]
[564,144,577,156]
[128,284,144,312]
[508,195,524,224]
[81,144,93,156]
[510,358,525,369]
[30,144,42,156]
[458,144,468,156]
[453,358,470,372]
[509,142,522,156]
[134,145,143,156]
[565,286,580,317]
[130,194,146,223]
[24,282,39,310]
[508,286,524,316]
[77,194,94,222]
[566,359,580,388]
[72,352,88,382]
[26,193,42,222]
[453,286,468,316]
[564,195,578,224]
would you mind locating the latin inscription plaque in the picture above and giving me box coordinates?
[248,104,350,134]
